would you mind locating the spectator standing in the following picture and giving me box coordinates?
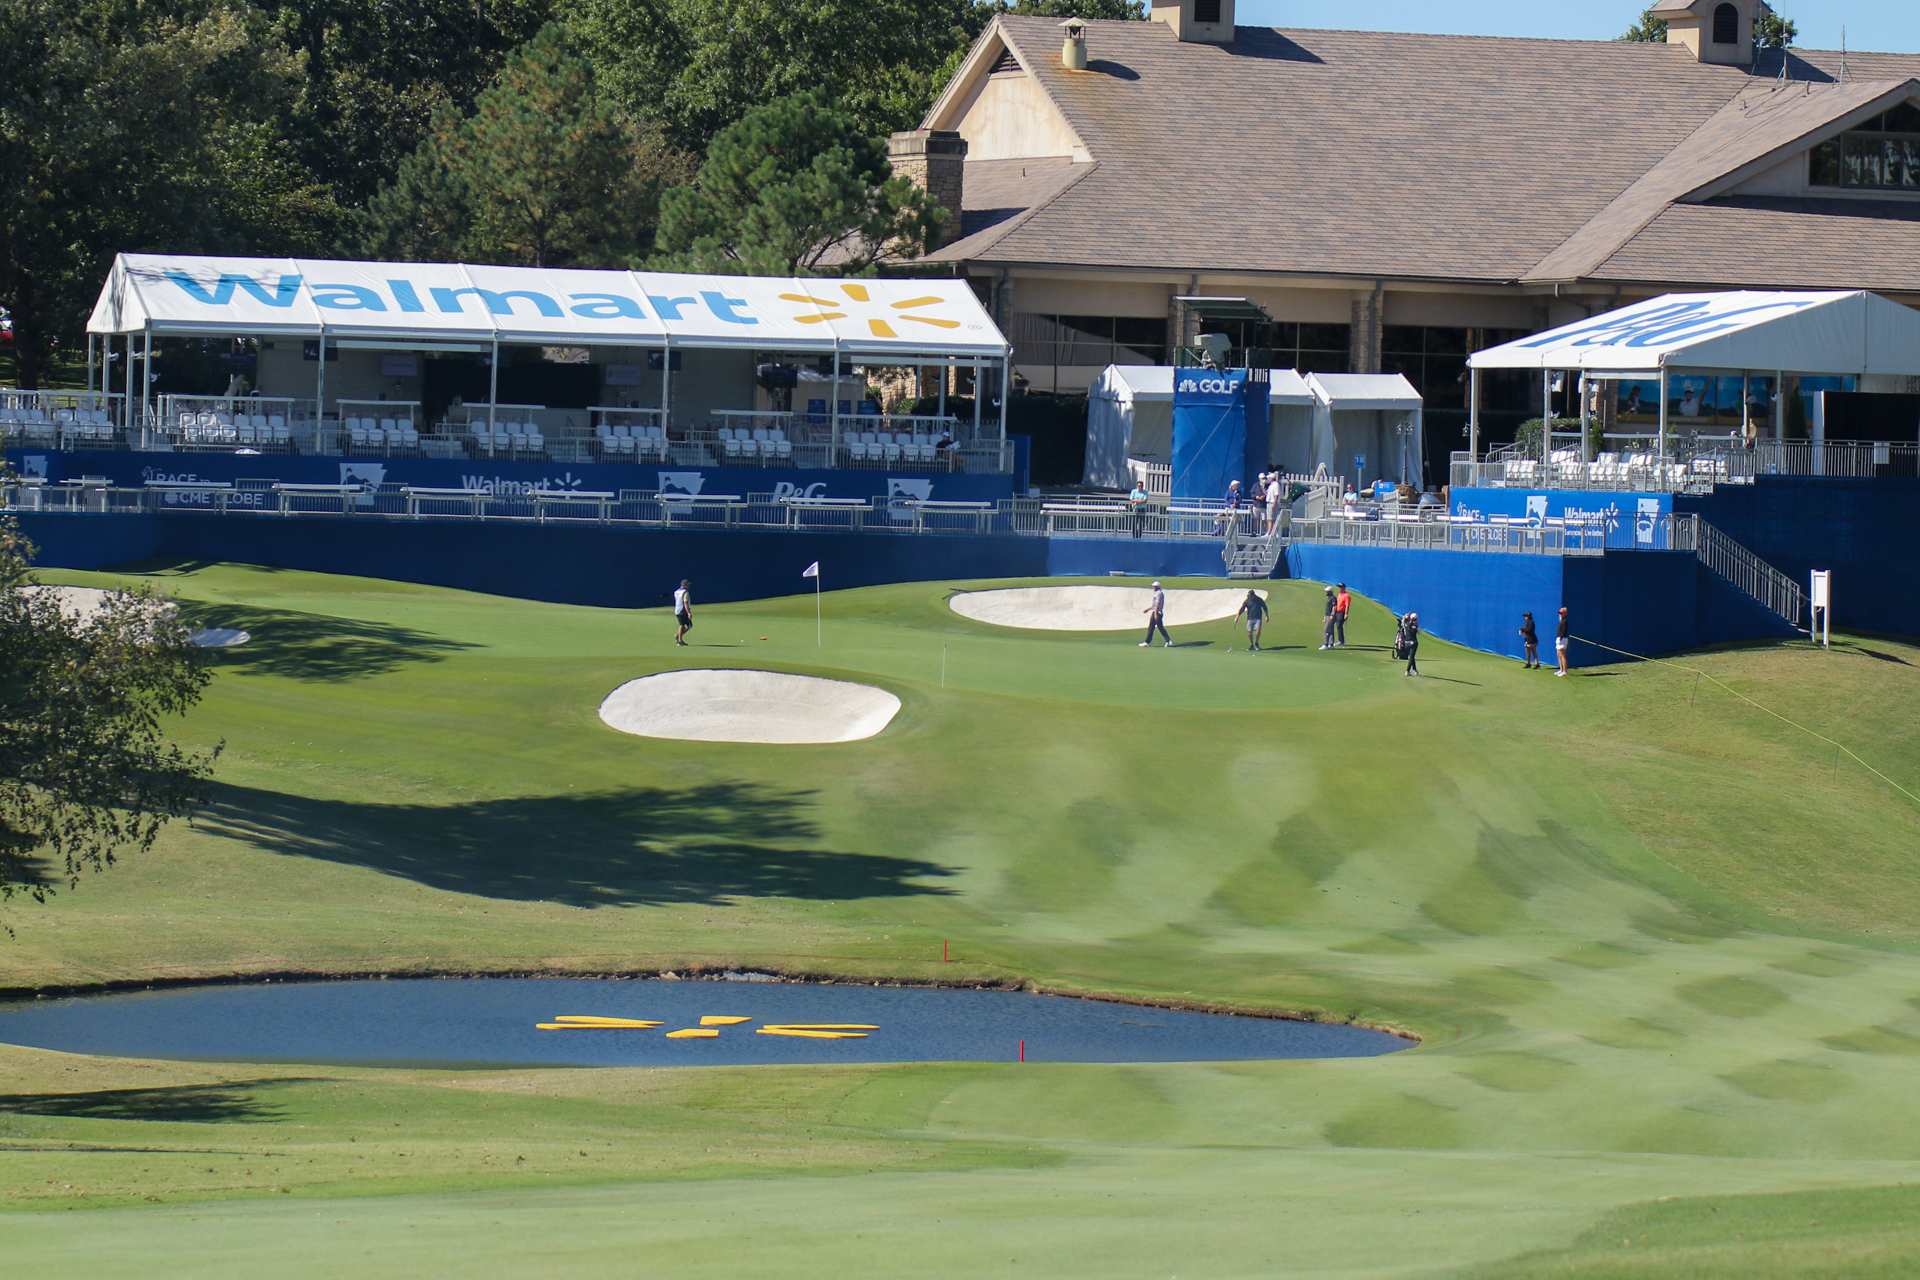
[1127,480,1150,539]
[1555,606,1570,676]
[1319,585,1337,650]
[1333,583,1351,647]
[1519,610,1539,668]
[1266,472,1283,533]
[672,579,694,646]
[1140,580,1172,648]
[1235,590,1269,651]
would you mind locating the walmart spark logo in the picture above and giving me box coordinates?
[781,283,961,338]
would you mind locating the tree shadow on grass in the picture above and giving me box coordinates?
[179,604,479,682]
[0,1082,290,1123]
[198,783,957,907]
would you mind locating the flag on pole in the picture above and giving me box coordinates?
[802,561,820,578]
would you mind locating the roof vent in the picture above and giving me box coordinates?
[989,46,1021,75]
[1060,18,1088,72]
[1150,0,1235,44]
[1651,0,1763,65]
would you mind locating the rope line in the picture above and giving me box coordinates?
[1573,634,1920,809]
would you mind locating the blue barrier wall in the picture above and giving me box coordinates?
[1450,486,1675,549]
[1285,544,1796,666]
[1678,476,1920,638]
[13,510,1235,607]
[6,448,1016,506]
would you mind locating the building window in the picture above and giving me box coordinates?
[1712,3,1739,44]
[1193,0,1222,23]
[1011,314,1170,393]
[1810,102,1920,190]
[1384,326,1535,410]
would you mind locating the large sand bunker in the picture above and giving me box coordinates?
[21,585,245,646]
[949,585,1267,631]
[598,669,901,744]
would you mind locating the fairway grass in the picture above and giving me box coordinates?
[4,562,1919,1277]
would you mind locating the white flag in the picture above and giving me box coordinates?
[802,561,819,578]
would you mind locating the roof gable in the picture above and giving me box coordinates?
[1524,78,1920,283]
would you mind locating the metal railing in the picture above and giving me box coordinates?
[1291,512,1610,556]
[1453,441,1920,491]
[1687,515,1806,627]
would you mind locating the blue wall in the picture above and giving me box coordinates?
[6,448,1016,506]
[1286,544,1796,667]
[1679,476,1920,638]
[13,509,1233,608]
[1450,486,1675,549]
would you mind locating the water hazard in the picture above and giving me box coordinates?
[0,979,1411,1068]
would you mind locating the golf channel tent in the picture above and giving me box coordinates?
[1084,365,1315,488]
[1465,290,1920,456]
[1305,373,1423,487]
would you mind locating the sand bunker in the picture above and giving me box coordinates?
[949,585,1267,631]
[598,669,901,744]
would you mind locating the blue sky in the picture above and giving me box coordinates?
[1238,2,1920,55]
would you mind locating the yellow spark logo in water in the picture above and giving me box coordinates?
[780,283,961,338]
[537,1014,875,1039]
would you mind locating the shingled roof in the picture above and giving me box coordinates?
[923,18,1920,291]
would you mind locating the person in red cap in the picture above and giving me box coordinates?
[1555,606,1570,676]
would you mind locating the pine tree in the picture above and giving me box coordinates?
[357,24,687,267]
[650,90,942,276]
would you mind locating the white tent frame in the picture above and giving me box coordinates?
[1466,290,1920,461]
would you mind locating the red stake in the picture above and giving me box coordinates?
[1019,1039,1025,1062]
[943,939,949,963]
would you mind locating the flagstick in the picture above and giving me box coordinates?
[816,571,822,647]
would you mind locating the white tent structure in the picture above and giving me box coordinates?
[1083,365,1315,489]
[1305,373,1424,489]
[84,253,1010,440]
[1466,290,1920,460]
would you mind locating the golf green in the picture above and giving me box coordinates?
[3,562,1918,1278]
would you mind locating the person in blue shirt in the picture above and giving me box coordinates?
[1235,590,1269,651]
[1127,481,1150,538]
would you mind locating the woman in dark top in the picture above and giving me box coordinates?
[1519,611,1538,668]
[1555,606,1571,676]
[1399,612,1420,676]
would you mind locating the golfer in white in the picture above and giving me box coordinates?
[1140,581,1171,647]
[673,579,693,646]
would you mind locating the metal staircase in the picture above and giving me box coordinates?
[1680,516,1807,629]
[1223,517,1288,579]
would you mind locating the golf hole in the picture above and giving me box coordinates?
[598,669,901,744]
[0,979,1413,1067]
[949,585,1266,631]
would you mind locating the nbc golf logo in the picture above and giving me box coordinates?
[780,283,966,338]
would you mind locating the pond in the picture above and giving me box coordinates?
[0,979,1411,1068]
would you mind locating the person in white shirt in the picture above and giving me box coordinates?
[1139,580,1171,647]
[673,579,693,646]
[1265,474,1282,532]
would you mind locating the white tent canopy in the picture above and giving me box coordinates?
[87,253,1009,358]
[1468,290,1920,375]
[1305,373,1424,487]
[1083,365,1315,489]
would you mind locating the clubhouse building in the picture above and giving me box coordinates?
[889,0,1920,436]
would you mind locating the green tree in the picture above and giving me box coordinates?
[0,0,327,388]
[357,23,687,266]
[265,0,556,208]
[1618,7,1667,40]
[564,0,976,154]
[566,0,1146,155]
[0,507,220,914]
[1757,10,1797,48]
[651,90,943,276]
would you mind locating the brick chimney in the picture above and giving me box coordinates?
[888,129,968,250]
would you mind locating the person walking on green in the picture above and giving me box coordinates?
[1235,590,1269,651]
[672,579,693,646]
[1140,581,1172,648]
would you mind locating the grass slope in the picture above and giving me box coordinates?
[4,563,1919,1277]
